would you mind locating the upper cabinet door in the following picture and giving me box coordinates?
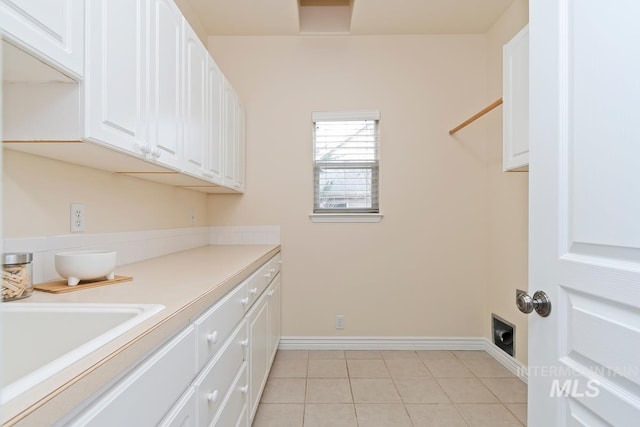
[206,57,224,184]
[235,103,246,192]
[182,19,207,177]
[503,24,529,172]
[85,0,147,156]
[0,0,84,78]
[147,0,182,169]
[223,80,238,189]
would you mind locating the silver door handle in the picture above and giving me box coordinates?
[516,290,551,317]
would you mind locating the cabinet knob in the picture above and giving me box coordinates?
[240,385,248,394]
[240,339,249,348]
[140,144,151,154]
[207,331,219,344]
[249,287,258,295]
[270,268,276,274]
[267,290,274,297]
[152,148,161,158]
[241,297,249,305]
[207,390,219,403]
[278,260,282,265]
[265,272,272,279]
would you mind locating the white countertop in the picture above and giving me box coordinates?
[1,244,280,426]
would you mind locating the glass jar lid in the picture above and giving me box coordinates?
[3,252,33,265]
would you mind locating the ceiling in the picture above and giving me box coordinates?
[183,0,515,36]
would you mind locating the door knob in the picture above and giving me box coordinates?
[516,290,551,317]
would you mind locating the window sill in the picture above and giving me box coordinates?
[309,213,384,223]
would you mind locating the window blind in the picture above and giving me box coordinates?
[313,113,379,213]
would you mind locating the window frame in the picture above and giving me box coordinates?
[310,110,383,222]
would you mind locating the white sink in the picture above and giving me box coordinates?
[0,303,164,404]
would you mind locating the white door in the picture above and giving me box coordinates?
[528,1,640,426]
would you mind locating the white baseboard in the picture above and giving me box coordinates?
[279,336,528,383]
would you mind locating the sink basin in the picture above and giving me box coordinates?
[0,303,164,404]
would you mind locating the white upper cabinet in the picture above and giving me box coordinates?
[502,24,529,172]
[3,0,245,192]
[206,57,224,184]
[223,79,246,191]
[85,0,148,156]
[182,18,208,178]
[146,0,183,169]
[0,0,84,78]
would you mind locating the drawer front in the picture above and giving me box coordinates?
[195,320,247,426]
[158,386,197,427]
[213,363,248,427]
[195,281,247,370]
[245,253,281,308]
[70,326,196,427]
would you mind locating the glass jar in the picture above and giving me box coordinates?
[2,252,33,301]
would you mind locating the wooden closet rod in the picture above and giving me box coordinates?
[449,98,503,135]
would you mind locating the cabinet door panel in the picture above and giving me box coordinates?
[182,20,207,176]
[207,58,224,183]
[0,0,83,77]
[148,0,182,168]
[69,326,196,426]
[268,276,281,364]
[85,0,146,153]
[247,294,269,421]
[158,386,197,427]
[503,24,529,171]
[223,80,238,188]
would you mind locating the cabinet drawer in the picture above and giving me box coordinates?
[245,253,281,307]
[213,363,248,427]
[195,281,247,370]
[69,326,196,426]
[158,386,197,427]
[195,320,247,426]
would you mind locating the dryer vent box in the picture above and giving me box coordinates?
[492,313,515,357]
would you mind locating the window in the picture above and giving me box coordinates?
[312,111,380,216]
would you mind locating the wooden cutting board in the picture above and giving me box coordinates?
[34,275,133,294]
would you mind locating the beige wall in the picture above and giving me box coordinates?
[207,35,492,337]
[2,150,207,237]
[485,0,529,364]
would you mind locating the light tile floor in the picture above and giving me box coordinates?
[252,350,527,427]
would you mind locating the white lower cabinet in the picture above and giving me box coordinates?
[158,386,197,427]
[66,252,280,426]
[68,326,197,426]
[195,320,247,425]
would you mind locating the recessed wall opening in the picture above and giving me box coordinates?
[298,0,354,34]
[492,313,515,357]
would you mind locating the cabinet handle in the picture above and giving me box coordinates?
[240,385,248,394]
[207,331,219,344]
[140,144,151,154]
[270,268,276,274]
[267,290,274,297]
[249,287,258,295]
[265,271,272,279]
[207,390,219,403]
[240,339,249,348]
[241,297,249,305]
[152,148,161,158]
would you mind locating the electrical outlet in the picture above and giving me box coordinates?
[189,208,196,225]
[70,204,85,232]
[336,315,345,330]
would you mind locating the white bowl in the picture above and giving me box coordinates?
[54,250,117,286]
